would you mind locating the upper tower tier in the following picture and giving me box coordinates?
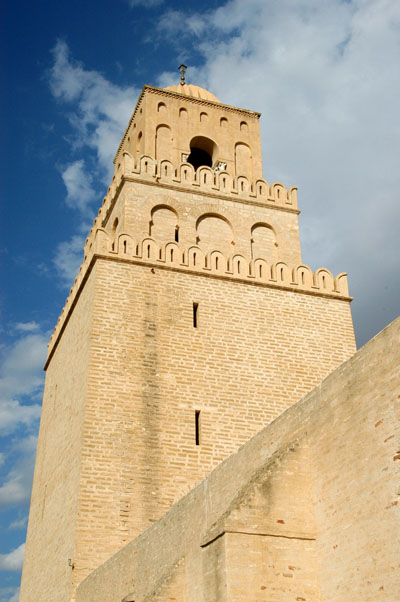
[45,79,351,364]
[114,83,263,182]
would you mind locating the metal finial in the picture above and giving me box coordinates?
[179,64,187,86]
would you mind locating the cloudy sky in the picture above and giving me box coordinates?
[1,0,399,598]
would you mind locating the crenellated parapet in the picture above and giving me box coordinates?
[47,229,351,364]
[100,153,298,225]
[124,153,297,205]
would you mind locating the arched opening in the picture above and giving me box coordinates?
[235,142,252,179]
[251,223,277,261]
[155,125,172,162]
[150,205,178,244]
[187,136,217,171]
[196,213,233,256]
[187,148,212,170]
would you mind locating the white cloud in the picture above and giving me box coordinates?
[53,232,86,288]
[155,0,400,345]
[157,9,185,38]
[0,330,42,512]
[61,160,96,214]
[48,40,140,288]
[0,401,41,436]
[9,516,28,530]
[0,333,47,398]
[0,544,25,572]
[0,436,37,507]
[14,322,40,333]
[0,330,44,511]
[0,587,20,602]
[49,40,139,182]
[0,333,46,435]
[0,470,31,506]
[0,329,47,436]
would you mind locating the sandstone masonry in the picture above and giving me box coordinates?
[20,82,356,602]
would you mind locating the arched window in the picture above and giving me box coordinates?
[187,136,217,171]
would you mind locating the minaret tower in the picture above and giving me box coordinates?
[20,71,356,601]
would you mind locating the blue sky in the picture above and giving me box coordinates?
[1,0,399,599]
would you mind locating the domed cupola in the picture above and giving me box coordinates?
[164,83,221,104]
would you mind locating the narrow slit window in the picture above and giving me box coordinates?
[193,302,199,328]
[195,410,200,445]
[175,227,179,242]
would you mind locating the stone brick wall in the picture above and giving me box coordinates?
[20,273,96,602]
[75,317,400,602]
[71,255,355,587]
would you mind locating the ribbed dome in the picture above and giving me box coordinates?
[164,83,221,103]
